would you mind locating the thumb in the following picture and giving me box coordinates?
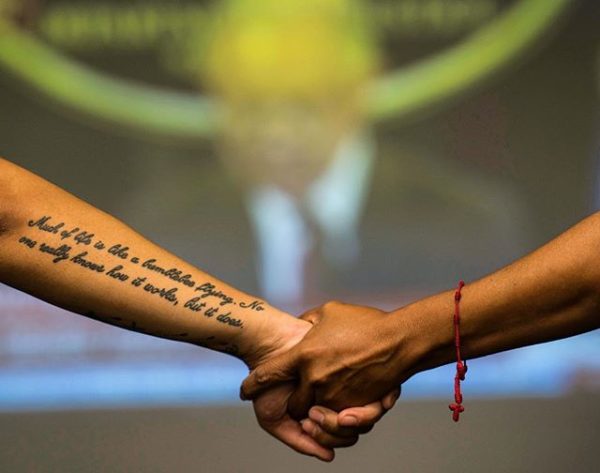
[241,349,300,400]
[381,387,401,410]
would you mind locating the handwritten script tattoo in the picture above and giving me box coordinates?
[143,258,196,287]
[195,282,234,306]
[18,215,264,340]
[239,300,265,311]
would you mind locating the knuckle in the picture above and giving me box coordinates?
[308,371,326,387]
[322,300,342,312]
[313,430,331,446]
[254,368,268,384]
[259,398,282,422]
[320,415,337,433]
[300,309,319,323]
[311,424,323,438]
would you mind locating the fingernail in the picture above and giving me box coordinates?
[300,419,314,435]
[383,389,401,409]
[309,408,325,424]
[315,451,334,462]
[383,395,395,410]
[340,415,358,426]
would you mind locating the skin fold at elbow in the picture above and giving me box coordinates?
[0,158,20,237]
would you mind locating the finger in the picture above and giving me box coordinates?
[336,400,388,430]
[298,307,322,325]
[287,379,315,421]
[301,419,358,449]
[382,387,401,410]
[263,415,335,462]
[241,349,300,400]
[306,406,366,437]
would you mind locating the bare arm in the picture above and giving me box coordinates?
[0,157,303,366]
[242,213,600,415]
[406,212,600,374]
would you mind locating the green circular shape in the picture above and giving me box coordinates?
[365,0,572,121]
[0,25,219,138]
[0,0,571,138]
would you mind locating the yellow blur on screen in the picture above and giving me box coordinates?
[204,0,377,103]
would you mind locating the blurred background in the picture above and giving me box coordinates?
[0,0,599,471]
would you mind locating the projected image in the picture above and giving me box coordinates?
[0,0,599,411]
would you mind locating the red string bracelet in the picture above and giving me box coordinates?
[449,280,467,422]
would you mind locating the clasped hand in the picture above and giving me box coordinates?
[242,301,413,461]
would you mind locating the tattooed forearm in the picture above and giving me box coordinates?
[0,145,301,365]
[19,215,259,339]
[85,311,192,341]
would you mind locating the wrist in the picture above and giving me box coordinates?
[238,304,311,369]
[418,291,456,370]
[386,291,456,380]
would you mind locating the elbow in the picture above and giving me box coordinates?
[0,212,9,236]
[0,158,20,237]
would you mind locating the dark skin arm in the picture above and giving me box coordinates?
[242,213,600,418]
